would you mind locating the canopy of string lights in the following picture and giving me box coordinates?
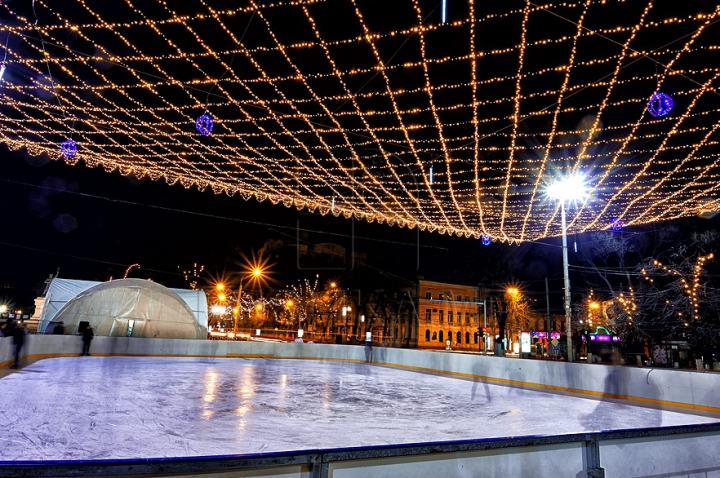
[0,0,719,242]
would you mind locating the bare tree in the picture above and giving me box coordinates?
[631,230,720,347]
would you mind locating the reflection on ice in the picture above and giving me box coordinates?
[0,356,716,461]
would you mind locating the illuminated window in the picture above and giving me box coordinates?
[439,310,444,324]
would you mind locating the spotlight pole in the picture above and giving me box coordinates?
[549,173,585,362]
[560,201,574,362]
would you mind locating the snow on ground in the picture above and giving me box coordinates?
[0,356,715,461]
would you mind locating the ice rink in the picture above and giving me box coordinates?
[0,356,716,461]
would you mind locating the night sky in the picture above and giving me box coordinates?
[3,130,720,319]
[0,144,497,309]
[2,0,720,314]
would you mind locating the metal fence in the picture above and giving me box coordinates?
[2,423,719,478]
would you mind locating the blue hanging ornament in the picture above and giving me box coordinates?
[196,113,214,135]
[647,92,673,117]
[60,139,77,158]
[610,217,623,231]
[481,233,492,246]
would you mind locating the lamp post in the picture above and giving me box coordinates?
[231,267,263,337]
[477,299,487,355]
[342,305,351,343]
[548,173,587,363]
[285,299,296,338]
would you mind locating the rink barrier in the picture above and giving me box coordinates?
[1,423,720,478]
[2,335,720,414]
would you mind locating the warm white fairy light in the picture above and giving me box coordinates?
[642,253,714,321]
[0,1,719,241]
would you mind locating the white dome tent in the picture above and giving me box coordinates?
[38,278,208,339]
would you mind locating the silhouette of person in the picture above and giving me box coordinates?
[2,317,15,337]
[53,321,65,335]
[11,322,25,368]
[81,326,94,356]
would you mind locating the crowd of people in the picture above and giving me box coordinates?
[2,318,94,368]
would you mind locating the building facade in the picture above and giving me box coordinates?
[416,280,483,351]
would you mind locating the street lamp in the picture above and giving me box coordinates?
[233,267,264,337]
[547,173,587,362]
[285,299,298,332]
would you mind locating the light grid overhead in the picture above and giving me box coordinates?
[0,0,719,242]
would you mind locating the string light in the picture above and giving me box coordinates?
[480,233,492,246]
[642,253,714,320]
[610,218,623,231]
[0,1,718,242]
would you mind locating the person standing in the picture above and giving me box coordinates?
[53,321,65,335]
[11,322,25,369]
[2,317,15,337]
[81,325,94,356]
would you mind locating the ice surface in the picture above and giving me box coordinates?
[0,356,716,461]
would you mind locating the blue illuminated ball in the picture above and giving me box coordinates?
[481,233,492,246]
[610,218,623,231]
[647,92,673,117]
[196,113,214,135]
[60,139,77,158]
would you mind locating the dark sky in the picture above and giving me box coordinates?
[3,143,720,319]
[2,0,719,315]
[0,145,495,310]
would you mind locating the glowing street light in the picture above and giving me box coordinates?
[547,173,588,363]
[546,174,587,202]
[216,283,225,291]
[507,287,519,296]
[234,266,265,337]
[0,304,6,314]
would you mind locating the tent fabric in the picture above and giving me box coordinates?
[170,289,208,330]
[38,279,98,333]
[38,278,208,339]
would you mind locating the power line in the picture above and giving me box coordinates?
[0,177,449,250]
